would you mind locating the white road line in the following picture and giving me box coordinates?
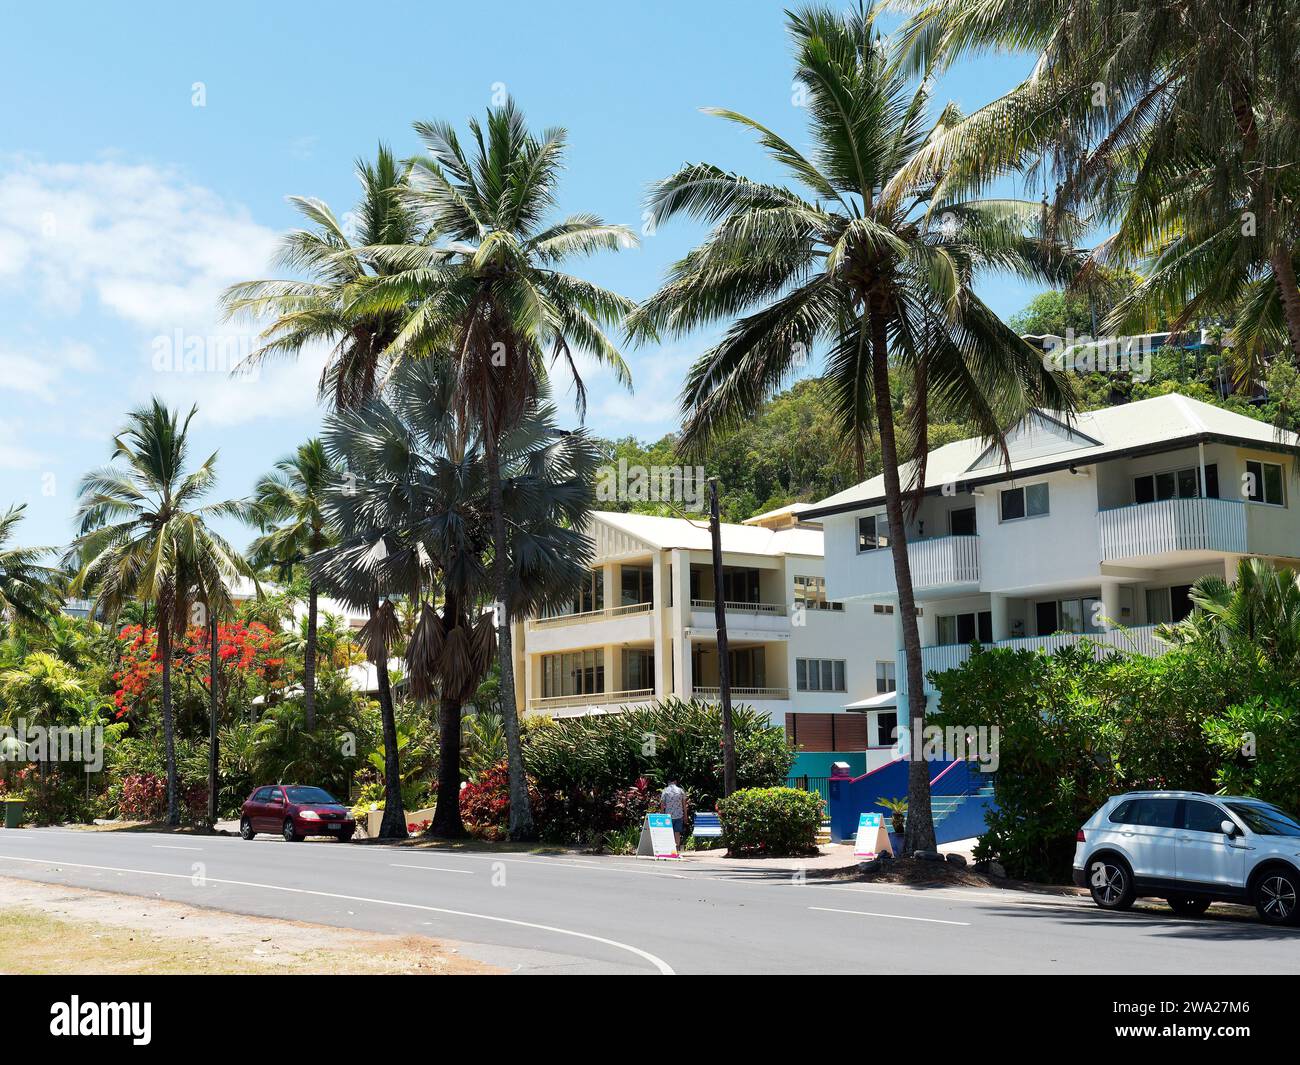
[389,863,474,876]
[809,905,970,926]
[806,881,1090,911]
[151,845,203,851]
[0,853,674,975]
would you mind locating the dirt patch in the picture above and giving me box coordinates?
[0,876,498,975]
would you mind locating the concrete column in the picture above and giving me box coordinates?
[989,593,1009,642]
[670,549,692,696]
[602,561,617,611]
[651,552,668,698]
[1100,581,1122,633]
[603,643,618,696]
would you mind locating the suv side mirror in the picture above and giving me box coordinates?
[1221,819,1237,837]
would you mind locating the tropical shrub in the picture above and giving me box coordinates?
[931,641,1234,882]
[118,772,167,820]
[523,697,792,809]
[716,787,823,857]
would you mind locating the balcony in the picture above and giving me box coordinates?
[527,688,656,717]
[689,598,786,616]
[692,685,790,703]
[897,624,1166,697]
[1099,497,1246,562]
[855,534,980,598]
[527,601,653,630]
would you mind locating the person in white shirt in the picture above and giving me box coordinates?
[661,779,687,850]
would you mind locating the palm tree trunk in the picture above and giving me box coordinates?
[375,655,408,840]
[431,597,467,839]
[159,613,180,826]
[304,580,319,731]
[207,609,219,826]
[487,451,534,841]
[869,310,936,853]
[1270,249,1300,362]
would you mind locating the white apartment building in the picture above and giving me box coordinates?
[511,506,897,756]
[806,393,1300,720]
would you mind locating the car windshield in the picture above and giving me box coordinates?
[285,787,338,805]
[1226,802,1300,837]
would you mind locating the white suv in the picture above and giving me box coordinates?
[1073,790,1300,925]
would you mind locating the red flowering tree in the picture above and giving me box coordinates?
[112,621,290,722]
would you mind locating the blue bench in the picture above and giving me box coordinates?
[692,812,722,839]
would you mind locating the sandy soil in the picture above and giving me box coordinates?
[0,875,498,975]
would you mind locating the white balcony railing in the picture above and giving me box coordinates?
[857,534,980,595]
[689,599,787,616]
[1098,497,1247,560]
[898,624,1166,696]
[527,688,655,713]
[692,685,791,702]
[527,600,653,630]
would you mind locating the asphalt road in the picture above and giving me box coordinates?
[0,828,1297,974]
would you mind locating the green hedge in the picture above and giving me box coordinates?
[523,697,792,809]
[716,786,823,857]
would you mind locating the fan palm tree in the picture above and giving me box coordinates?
[351,101,638,839]
[246,439,337,730]
[889,0,1300,362]
[631,5,1078,851]
[220,145,419,410]
[0,504,59,628]
[1159,557,1300,677]
[67,399,255,824]
[317,357,599,838]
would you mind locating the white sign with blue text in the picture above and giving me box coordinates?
[853,812,891,858]
[636,812,680,859]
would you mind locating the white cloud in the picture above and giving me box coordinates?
[0,155,331,428]
[589,344,697,433]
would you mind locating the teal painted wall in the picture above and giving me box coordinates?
[789,751,866,778]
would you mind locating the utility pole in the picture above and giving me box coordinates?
[207,605,220,826]
[708,477,737,797]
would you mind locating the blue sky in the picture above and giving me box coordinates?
[0,0,1043,550]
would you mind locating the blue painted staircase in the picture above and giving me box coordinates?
[826,759,997,846]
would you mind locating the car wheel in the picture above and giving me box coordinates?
[282,819,301,843]
[1254,868,1300,925]
[239,818,254,841]
[1167,894,1211,917]
[1087,855,1135,911]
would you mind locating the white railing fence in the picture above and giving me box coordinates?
[1098,497,1246,560]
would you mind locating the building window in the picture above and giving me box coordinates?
[873,603,895,615]
[794,574,844,611]
[796,658,847,692]
[1146,585,1194,624]
[999,483,1049,521]
[875,660,896,694]
[541,649,605,698]
[621,648,654,691]
[857,514,884,551]
[1034,597,1104,636]
[1134,463,1218,503]
[949,506,977,535]
[545,568,602,617]
[935,611,992,646]
[620,565,653,606]
[1245,460,1285,506]
[874,711,898,748]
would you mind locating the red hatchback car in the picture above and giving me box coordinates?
[240,784,355,842]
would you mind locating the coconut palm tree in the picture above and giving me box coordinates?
[632,5,1078,851]
[67,399,255,824]
[316,358,599,838]
[0,505,59,628]
[351,101,638,839]
[220,145,420,410]
[246,439,337,730]
[890,0,1300,361]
